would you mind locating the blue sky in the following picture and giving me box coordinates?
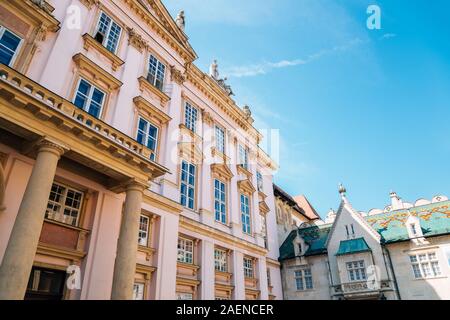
[165,0,450,217]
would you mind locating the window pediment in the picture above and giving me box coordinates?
[72,53,122,90]
[138,76,170,106]
[259,200,270,215]
[133,96,171,125]
[178,142,204,164]
[238,179,256,195]
[211,163,233,181]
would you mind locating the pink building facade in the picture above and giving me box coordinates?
[0,0,282,300]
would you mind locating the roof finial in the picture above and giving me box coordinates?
[338,183,347,198]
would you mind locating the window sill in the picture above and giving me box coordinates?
[413,275,447,281]
[82,33,124,71]
[138,76,171,105]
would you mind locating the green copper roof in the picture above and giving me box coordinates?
[336,238,371,256]
[366,201,450,243]
[279,200,450,261]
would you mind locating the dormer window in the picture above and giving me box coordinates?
[95,12,122,54]
[410,223,417,236]
[298,243,302,255]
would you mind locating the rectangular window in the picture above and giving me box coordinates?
[267,269,271,286]
[138,215,150,247]
[147,54,165,91]
[346,260,366,282]
[132,283,144,300]
[215,125,225,154]
[73,78,105,118]
[0,26,22,66]
[243,257,254,278]
[294,269,313,291]
[184,102,198,133]
[238,145,249,170]
[94,12,122,53]
[256,171,263,192]
[177,292,193,300]
[25,267,66,300]
[214,248,228,272]
[177,237,194,264]
[46,183,84,227]
[240,194,251,234]
[214,179,226,224]
[136,117,158,161]
[409,252,442,279]
[180,160,196,210]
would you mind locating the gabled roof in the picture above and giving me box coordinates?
[279,200,450,260]
[294,195,321,220]
[336,238,371,256]
[273,184,314,220]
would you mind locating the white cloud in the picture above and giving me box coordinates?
[222,37,366,78]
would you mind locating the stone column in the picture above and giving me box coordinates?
[111,182,145,300]
[0,140,65,299]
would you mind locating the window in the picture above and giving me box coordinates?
[94,12,122,53]
[177,292,193,300]
[136,117,158,161]
[177,237,194,264]
[346,260,366,282]
[132,283,144,300]
[73,78,106,118]
[238,145,249,170]
[294,269,313,291]
[243,257,254,278]
[46,183,84,227]
[138,215,149,247]
[267,269,271,286]
[180,160,196,210]
[240,194,251,234]
[184,102,198,133]
[0,26,22,66]
[409,252,442,279]
[256,171,263,192]
[410,223,417,236]
[214,179,226,224]
[25,267,66,300]
[214,249,228,272]
[215,125,225,154]
[147,54,165,91]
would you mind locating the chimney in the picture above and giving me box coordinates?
[390,191,404,210]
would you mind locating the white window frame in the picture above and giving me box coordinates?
[238,144,249,170]
[73,77,106,118]
[256,171,264,192]
[46,182,84,227]
[177,237,194,264]
[214,248,228,272]
[180,160,196,210]
[240,194,251,235]
[184,102,198,133]
[294,268,313,291]
[0,26,23,67]
[409,252,442,279]
[214,179,227,224]
[215,125,226,154]
[94,11,122,54]
[136,116,159,161]
[177,292,193,300]
[147,54,166,91]
[138,215,150,247]
[132,283,145,300]
[346,260,366,282]
[243,257,254,279]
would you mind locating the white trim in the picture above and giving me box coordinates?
[0,26,23,67]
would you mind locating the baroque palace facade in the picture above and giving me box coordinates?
[0,0,283,300]
[280,187,450,300]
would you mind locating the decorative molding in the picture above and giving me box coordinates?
[72,53,122,90]
[178,142,204,165]
[238,179,256,195]
[170,65,186,85]
[136,263,156,280]
[137,76,171,105]
[259,200,270,215]
[79,0,99,9]
[127,28,148,53]
[202,110,214,126]
[82,34,125,71]
[211,163,233,181]
[133,96,171,124]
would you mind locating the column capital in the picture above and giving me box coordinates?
[125,181,147,193]
[36,139,67,157]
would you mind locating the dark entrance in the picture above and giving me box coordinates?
[25,267,66,300]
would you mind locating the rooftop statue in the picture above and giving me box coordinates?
[209,60,234,96]
[176,10,185,31]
